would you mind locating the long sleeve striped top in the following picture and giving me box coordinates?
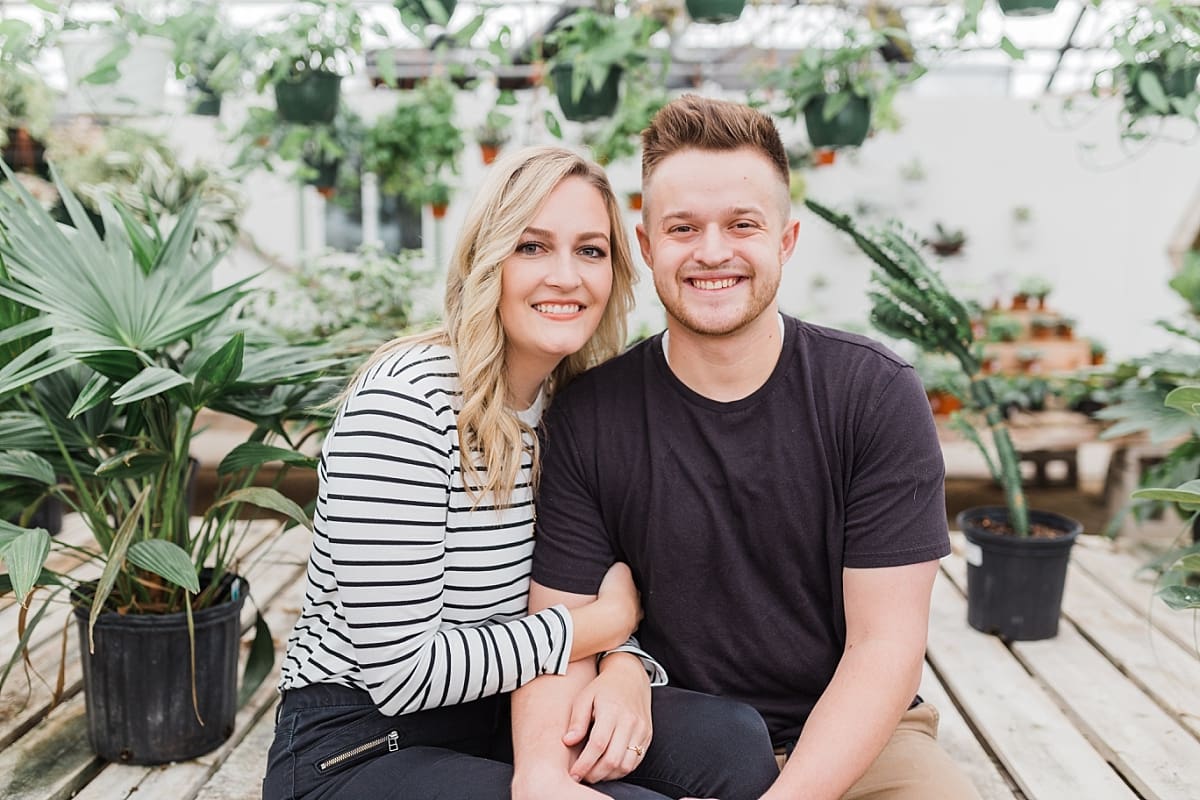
[279,344,577,715]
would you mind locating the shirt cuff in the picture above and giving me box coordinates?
[599,637,668,686]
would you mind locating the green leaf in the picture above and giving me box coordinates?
[95,449,169,480]
[999,36,1025,61]
[68,372,113,419]
[376,47,397,88]
[208,487,312,531]
[0,451,55,485]
[110,366,192,405]
[1137,70,1171,114]
[0,567,60,596]
[1132,480,1200,508]
[238,610,274,706]
[218,442,317,475]
[1176,553,1200,573]
[127,540,200,593]
[1157,582,1200,610]
[0,527,52,605]
[1164,386,1200,417]
[87,486,150,652]
[543,110,563,139]
[196,332,244,389]
[81,42,132,86]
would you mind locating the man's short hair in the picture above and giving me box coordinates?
[641,95,790,186]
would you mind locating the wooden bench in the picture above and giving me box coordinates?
[3,522,1199,799]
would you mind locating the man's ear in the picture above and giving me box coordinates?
[779,218,800,264]
[636,223,653,267]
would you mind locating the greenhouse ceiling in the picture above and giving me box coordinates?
[0,0,1184,98]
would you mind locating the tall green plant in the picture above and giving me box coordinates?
[805,198,1029,536]
[0,164,344,694]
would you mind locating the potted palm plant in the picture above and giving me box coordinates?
[806,198,1082,641]
[543,7,664,123]
[0,166,344,764]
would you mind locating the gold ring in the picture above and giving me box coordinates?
[627,743,645,757]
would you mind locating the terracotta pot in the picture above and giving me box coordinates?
[431,203,448,219]
[813,148,836,167]
[1011,294,1030,311]
[926,390,963,416]
[480,143,500,165]
[627,192,643,211]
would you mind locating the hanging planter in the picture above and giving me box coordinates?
[190,84,222,117]
[59,32,173,116]
[957,508,1081,641]
[997,0,1059,15]
[394,0,458,27]
[74,573,248,764]
[552,63,622,123]
[303,156,341,198]
[274,71,342,124]
[685,0,746,24]
[803,94,871,149]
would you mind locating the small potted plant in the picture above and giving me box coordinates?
[986,314,1023,343]
[1056,316,1076,339]
[474,109,513,165]
[1030,314,1057,340]
[0,167,345,764]
[1018,275,1053,310]
[427,180,452,219]
[926,222,966,257]
[807,198,1082,641]
[768,28,924,149]
[1016,347,1043,374]
[1090,340,1107,366]
[542,7,664,123]
[161,2,257,117]
[256,0,363,124]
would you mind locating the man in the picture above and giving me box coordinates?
[512,95,979,800]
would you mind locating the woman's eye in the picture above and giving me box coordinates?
[579,246,607,259]
[516,241,542,255]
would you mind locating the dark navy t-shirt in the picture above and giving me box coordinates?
[531,315,950,745]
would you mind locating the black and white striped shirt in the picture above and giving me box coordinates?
[279,344,577,715]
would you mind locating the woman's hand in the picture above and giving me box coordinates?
[564,652,653,784]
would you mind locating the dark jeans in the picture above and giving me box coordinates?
[263,683,778,800]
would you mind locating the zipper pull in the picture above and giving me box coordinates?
[387,731,399,752]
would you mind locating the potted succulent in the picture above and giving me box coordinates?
[474,108,513,165]
[1030,314,1057,340]
[986,314,1023,343]
[807,198,1082,641]
[256,0,364,124]
[0,167,344,764]
[1018,275,1053,310]
[1096,2,1200,139]
[768,28,924,149]
[543,7,664,123]
[926,222,966,257]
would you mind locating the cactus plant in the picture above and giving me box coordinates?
[805,198,1030,536]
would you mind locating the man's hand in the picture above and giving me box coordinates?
[565,653,652,784]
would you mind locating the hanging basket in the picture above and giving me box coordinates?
[395,0,458,26]
[190,85,222,117]
[997,0,1059,16]
[73,573,248,764]
[957,507,1081,641]
[685,0,746,24]
[552,63,621,123]
[274,71,342,124]
[803,94,871,149]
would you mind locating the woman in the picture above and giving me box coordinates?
[263,147,665,799]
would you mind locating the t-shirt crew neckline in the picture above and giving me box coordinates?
[653,313,793,411]
[514,386,547,427]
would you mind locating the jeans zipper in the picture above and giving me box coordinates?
[318,730,399,772]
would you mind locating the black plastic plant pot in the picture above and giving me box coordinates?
[685,0,746,24]
[803,94,871,149]
[997,0,1059,16]
[190,87,222,117]
[957,506,1081,642]
[304,157,340,190]
[73,573,247,764]
[552,64,621,123]
[28,496,64,535]
[274,71,342,124]
[395,0,457,26]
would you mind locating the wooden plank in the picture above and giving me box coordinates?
[69,530,310,800]
[918,661,1018,800]
[1012,619,1200,799]
[1070,539,1200,658]
[926,570,1136,799]
[0,694,102,800]
[193,704,276,800]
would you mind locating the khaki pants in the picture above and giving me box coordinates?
[774,703,981,800]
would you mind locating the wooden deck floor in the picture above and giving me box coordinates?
[1,521,1198,799]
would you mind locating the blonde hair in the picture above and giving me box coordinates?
[342,146,637,506]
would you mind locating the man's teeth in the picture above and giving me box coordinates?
[533,303,581,314]
[692,277,740,290]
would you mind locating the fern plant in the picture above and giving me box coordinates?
[805,198,1030,536]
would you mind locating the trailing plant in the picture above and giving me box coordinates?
[235,105,365,192]
[805,197,1030,536]
[160,1,257,97]
[583,78,670,166]
[255,0,367,91]
[364,78,464,206]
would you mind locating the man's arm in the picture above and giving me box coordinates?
[761,560,939,800]
[512,580,653,799]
